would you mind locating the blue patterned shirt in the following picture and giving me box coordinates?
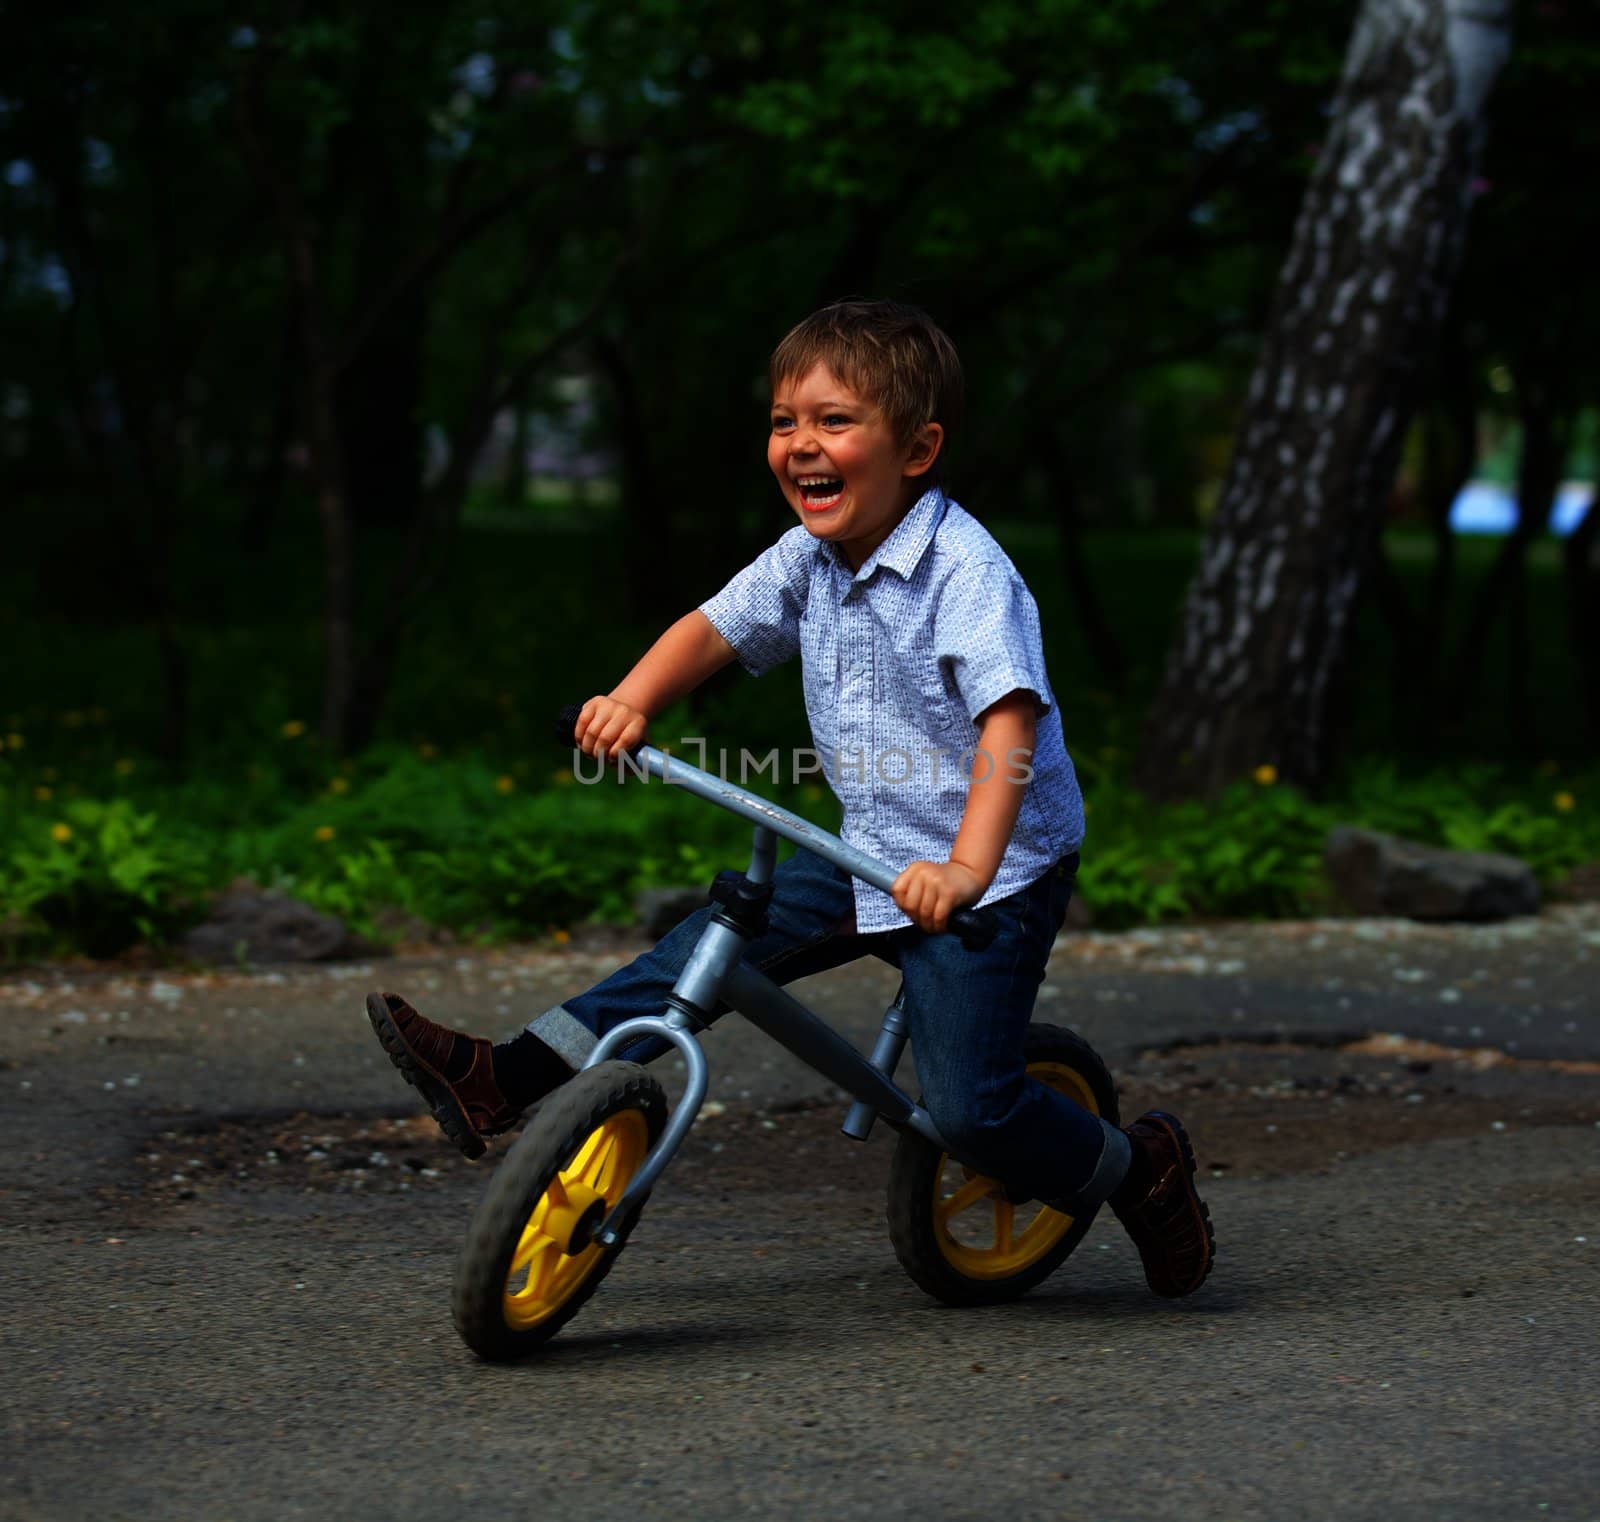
[699,487,1084,932]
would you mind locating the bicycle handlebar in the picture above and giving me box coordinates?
[554,703,999,952]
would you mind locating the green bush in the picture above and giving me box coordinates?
[1076,777,1335,927]
[0,798,208,957]
[1342,762,1593,878]
[195,752,813,944]
[1,744,1595,961]
[1072,761,1599,929]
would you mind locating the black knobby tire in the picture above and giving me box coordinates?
[451,1061,667,1361]
[886,1023,1119,1307]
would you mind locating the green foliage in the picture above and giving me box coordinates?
[1077,776,1334,927]
[1074,761,1600,929]
[0,737,832,959]
[3,738,1595,961]
[233,759,771,942]
[1342,763,1593,879]
[0,798,207,957]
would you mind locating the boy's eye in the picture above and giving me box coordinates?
[770,413,851,432]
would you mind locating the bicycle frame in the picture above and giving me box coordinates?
[579,740,965,1249]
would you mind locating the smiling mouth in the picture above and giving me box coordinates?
[795,476,844,511]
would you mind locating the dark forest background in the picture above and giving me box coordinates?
[2,0,1597,957]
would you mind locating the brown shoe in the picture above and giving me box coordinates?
[1110,1110,1215,1298]
[365,991,522,1160]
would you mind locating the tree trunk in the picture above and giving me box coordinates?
[334,294,427,528]
[1419,345,1478,718]
[42,81,196,768]
[1564,489,1600,746]
[501,405,531,507]
[593,332,678,624]
[1446,375,1566,725]
[241,305,299,557]
[1365,535,1422,737]
[1134,0,1512,798]
[307,362,357,748]
[1502,392,1566,747]
[1364,343,1478,749]
[326,23,432,532]
[1040,431,1127,695]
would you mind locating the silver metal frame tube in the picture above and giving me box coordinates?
[671,917,748,1015]
[746,824,777,884]
[622,745,903,896]
[840,992,910,1140]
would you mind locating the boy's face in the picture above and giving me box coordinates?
[768,363,943,570]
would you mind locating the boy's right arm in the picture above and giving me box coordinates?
[574,610,736,758]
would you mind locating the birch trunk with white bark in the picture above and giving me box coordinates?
[1135,0,1512,798]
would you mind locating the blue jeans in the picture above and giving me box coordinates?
[525,848,1127,1210]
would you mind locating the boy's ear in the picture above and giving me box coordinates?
[901,421,944,480]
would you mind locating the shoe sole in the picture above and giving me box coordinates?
[365,991,487,1161]
[1142,1110,1216,1298]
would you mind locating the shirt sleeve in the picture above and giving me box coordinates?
[697,528,811,677]
[932,559,1055,721]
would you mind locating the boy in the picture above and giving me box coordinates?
[367,300,1213,1298]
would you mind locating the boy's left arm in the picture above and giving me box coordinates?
[891,691,1037,934]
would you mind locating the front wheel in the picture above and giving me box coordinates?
[886,1023,1119,1307]
[451,1061,667,1360]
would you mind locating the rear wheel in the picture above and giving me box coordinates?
[451,1061,666,1360]
[886,1024,1119,1306]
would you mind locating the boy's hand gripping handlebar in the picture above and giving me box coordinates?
[554,704,999,951]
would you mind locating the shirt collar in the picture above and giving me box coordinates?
[824,486,947,584]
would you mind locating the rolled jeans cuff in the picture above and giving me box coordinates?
[526,1003,598,1070]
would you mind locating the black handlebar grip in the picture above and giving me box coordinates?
[949,905,999,952]
[554,704,585,749]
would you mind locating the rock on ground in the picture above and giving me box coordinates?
[1324,827,1539,922]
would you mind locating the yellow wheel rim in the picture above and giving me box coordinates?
[931,1060,1101,1281]
[501,1110,649,1330]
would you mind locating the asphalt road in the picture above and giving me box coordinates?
[2,908,1597,1522]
